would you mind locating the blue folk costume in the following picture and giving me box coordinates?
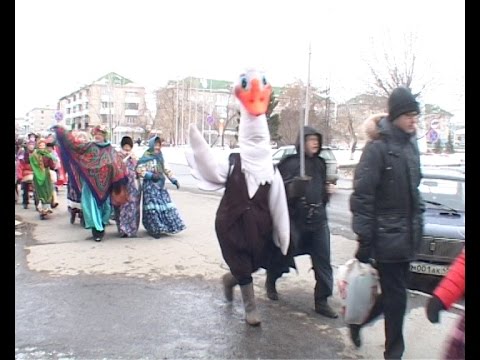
[114,141,141,237]
[137,136,185,238]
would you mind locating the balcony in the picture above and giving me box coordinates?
[125,96,140,103]
[100,108,114,115]
[125,109,139,116]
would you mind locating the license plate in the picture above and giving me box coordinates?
[410,262,449,276]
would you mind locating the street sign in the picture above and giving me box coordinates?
[430,119,440,130]
[55,111,63,122]
[427,129,439,143]
[206,115,214,126]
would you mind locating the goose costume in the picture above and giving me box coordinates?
[186,69,290,326]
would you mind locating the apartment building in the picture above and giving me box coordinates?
[25,107,56,133]
[57,72,148,144]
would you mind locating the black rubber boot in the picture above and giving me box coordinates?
[314,299,338,319]
[265,272,279,301]
[349,324,362,347]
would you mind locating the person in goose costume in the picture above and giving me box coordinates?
[186,69,290,326]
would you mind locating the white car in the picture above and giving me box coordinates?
[271,145,339,185]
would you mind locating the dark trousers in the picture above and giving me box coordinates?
[363,262,410,360]
[21,182,30,205]
[267,221,333,301]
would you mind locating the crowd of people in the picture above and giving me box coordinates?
[15,83,464,359]
[15,125,185,241]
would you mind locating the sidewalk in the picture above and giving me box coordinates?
[15,187,458,360]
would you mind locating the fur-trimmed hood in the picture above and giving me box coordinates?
[363,113,388,140]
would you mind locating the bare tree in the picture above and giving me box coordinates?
[364,32,433,97]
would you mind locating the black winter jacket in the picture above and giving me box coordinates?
[278,126,330,230]
[350,115,424,263]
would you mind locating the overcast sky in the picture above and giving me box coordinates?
[15,0,464,120]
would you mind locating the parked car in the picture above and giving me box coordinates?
[271,145,339,185]
[408,167,465,294]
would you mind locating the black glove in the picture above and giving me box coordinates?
[426,295,445,323]
[355,242,372,264]
[171,179,180,189]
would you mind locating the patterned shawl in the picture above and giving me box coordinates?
[54,126,128,205]
[137,136,165,174]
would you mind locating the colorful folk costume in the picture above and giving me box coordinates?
[136,136,185,238]
[114,136,141,238]
[65,131,90,226]
[17,141,36,209]
[29,138,56,219]
[186,69,290,326]
[54,125,128,241]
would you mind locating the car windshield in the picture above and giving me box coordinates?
[419,178,465,212]
[320,149,335,160]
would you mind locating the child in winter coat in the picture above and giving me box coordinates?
[426,248,465,359]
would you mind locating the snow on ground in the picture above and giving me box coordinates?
[161,146,465,168]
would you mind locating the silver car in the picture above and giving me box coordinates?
[409,167,465,294]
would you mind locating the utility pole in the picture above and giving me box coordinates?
[175,78,179,146]
[300,42,311,177]
[180,79,185,145]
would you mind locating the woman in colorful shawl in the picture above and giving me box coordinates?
[136,136,185,238]
[66,131,90,226]
[29,138,56,219]
[114,136,141,238]
[54,124,128,242]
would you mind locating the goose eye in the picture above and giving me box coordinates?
[241,77,248,89]
[262,76,267,86]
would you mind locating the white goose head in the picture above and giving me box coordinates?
[234,69,272,117]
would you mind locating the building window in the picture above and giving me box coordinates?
[126,116,137,124]
[125,103,139,110]
[101,115,108,123]
[102,102,114,108]
[79,104,83,111]
[85,102,89,109]
[41,110,44,114]
[66,108,71,114]
[66,119,71,125]
[73,95,76,101]
[79,92,82,99]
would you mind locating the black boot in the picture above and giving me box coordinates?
[349,324,362,347]
[265,272,279,300]
[92,229,104,242]
[314,299,338,318]
[69,209,76,224]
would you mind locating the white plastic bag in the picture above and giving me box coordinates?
[337,258,380,325]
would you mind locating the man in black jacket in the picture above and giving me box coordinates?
[265,126,337,318]
[349,87,424,359]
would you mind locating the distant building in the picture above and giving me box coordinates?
[25,107,56,133]
[15,117,31,136]
[57,72,149,144]
[155,76,284,146]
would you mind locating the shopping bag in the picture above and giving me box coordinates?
[337,258,380,324]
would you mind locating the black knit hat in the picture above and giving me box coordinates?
[120,136,134,148]
[388,87,420,121]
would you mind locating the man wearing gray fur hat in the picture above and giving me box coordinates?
[349,86,424,359]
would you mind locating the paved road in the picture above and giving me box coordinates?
[15,187,462,359]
